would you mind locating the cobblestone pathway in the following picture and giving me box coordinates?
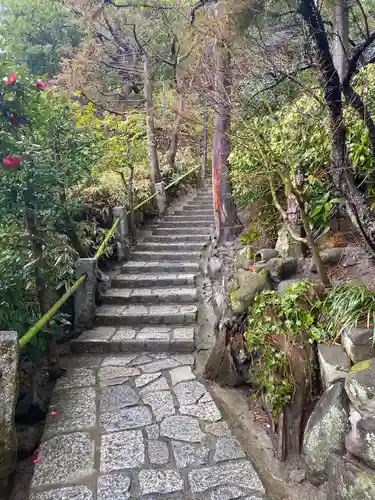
[28,188,266,499]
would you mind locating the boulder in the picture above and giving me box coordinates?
[345,359,375,418]
[327,453,375,500]
[228,269,271,314]
[275,224,303,259]
[277,278,305,294]
[346,416,375,470]
[263,257,298,282]
[303,381,350,485]
[310,248,343,272]
[235,246,254,271]
[341,328,375,364]
[254,248,279,263]
[318,344,351,390]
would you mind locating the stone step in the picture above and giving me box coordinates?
[186,201,213,207]
[112,272,197,288]
[165,215,214,222]
[182,206,213,213]
[174,208,214,215]
[95,303,197,326]
[151,227,210,235]
[71,325,195,353]
[131,251,201,262]
[103,287,197,305]
[136,242,204,252]
[121,261,199,273]
[155,221,211,228]
[146,234,209,243]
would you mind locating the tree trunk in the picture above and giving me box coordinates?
[144,51,161,193]
[25,210,62,379]
[332,0,348,82]
[298,0,375,254]
[167,97,183,170]
[212,16,241,243]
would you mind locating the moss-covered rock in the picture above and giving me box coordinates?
[345,359,375,417]
[303,381,350,485]
[235,246,254,271]
[228,269,272,313]
[327,453,375,499]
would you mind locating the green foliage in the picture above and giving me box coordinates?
[306,178,344,235]
[240,227,260,246]
[0,0,83,76]
[324,284,375,341]
[0,59,100,337]
[245,281,327,419]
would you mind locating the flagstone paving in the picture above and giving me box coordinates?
[28,188,266,499]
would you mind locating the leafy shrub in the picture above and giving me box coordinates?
[245,281,327,419]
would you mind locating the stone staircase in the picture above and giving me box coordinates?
[28,186,266,500]
[71,187,214,355]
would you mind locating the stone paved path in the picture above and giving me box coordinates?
[28,188,266,500]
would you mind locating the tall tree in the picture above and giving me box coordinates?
[193,0,241,242]
[0,0,83,76]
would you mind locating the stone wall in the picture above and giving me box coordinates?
[304,331,375,497]
[0,331,19,491]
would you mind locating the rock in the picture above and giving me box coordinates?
[327,453,375,499]
[341,328,375,364]
[100,430,144,472]
[30,486,94,500]
[345,359,375,417]
[188,461,265,494]
[140,358,179,373]
[214,437,246,462]
[31,432,95,489]
[173,380,207,405]
[97,472,131,500]
[263,257,298,282]
[288,467,306,483]
[235,247,254,271]
[318,344,351,389]
[171,441,210,468]
[180,401,222,422]
[160,415,205,442]
[303,381,350,485]
[100,385,139,412]
[275,224,303,259]
[100,405,153,432]
[208,256,222,277]
[169,366,195,386]
[277,278,305,294]
[147,440,169,465]
[255,248,279,263]
[228,269,271,313]
[139,469,184,495]
[310,248,343,272]
[346,417,375,469]
[141,390,176,422]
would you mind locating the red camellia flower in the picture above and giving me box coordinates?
[2,155,22,168]
[9,117,20,127]
[35,79,49,90]
[248,265,255,272]
[5,73,16,87]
